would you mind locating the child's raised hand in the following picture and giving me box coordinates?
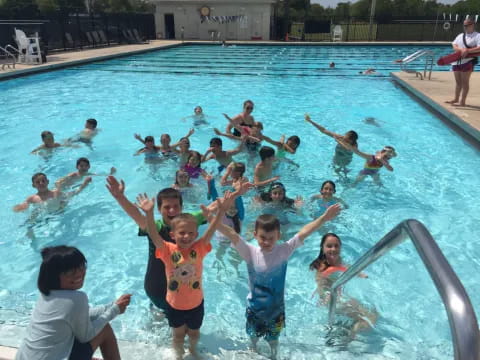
[200,204,215,223]
[134,133,142,141]
[294,195,304,207]
[110,167,117,175]
[217,191,235,212]
[213,128,222,136]
[106,176,125,198]
[304,113,311,122]
[135,193,155,214]
[323,203,341,221]
[238,182,255,196]
[187,128,195,137]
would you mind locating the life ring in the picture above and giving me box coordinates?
[443,22,451,31]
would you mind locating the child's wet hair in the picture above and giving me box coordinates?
[259,146,275,161]
[145,136,155,143]
[170,213,198,231]
[156,188,183,208]
[321,180,336,193]
[38,246,87,295]
[161,134,171,142]
[32,172,47,183]
[287,135,300,148]
[232,162,246,176]
[254,214,280,232]
[179,137,190,146]
[210,137,222,147]
[194,106,203,113]
[382,146,397,157]
[260,182,294,206]
[86,118,97,129]
[187,151,202,165]
[252,121,263,130]
[243,100,254,109]
[309,233,341,271]
[76,157,90,167]
[175,169,190,185]
[41,131,53,140]
[344,131,358,146]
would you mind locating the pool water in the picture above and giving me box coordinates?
[1,44,479,359]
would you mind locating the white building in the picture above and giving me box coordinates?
[151,0,275,41]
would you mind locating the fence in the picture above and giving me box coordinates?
[274,16,465,42]
[0,12,156,52]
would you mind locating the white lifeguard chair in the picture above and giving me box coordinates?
[14,28,42,64]
[332,25,343,42]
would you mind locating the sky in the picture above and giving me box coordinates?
[311,0,457,9]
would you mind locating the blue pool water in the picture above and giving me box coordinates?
[1,44,479,359]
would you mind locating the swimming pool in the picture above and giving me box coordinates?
[1,44,479,359]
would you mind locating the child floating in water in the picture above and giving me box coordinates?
[182,106,208,126]
[67,118,99,145]
[305,114,358,177]
[310,233,377,339]
[310,180,347,216]
[216,204,341,359]
[56,157,116,189]
[31,131,76,154]
[13,173,91,212]
[345,145,397,186]
[135,129,194,159]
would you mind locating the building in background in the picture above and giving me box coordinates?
[151,0,275,40]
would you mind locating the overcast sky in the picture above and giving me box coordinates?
[311,0,458,9]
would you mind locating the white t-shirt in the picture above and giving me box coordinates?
[232,234,303,320]
[452,31,480,64]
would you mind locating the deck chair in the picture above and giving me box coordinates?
[64,32,75,49]
[132,29,148,43]
[332,25,342,42]
[85,31,95,47]
[98,30,109,45]
[122,29,136,43]
[14,28,42,64]
[91,31,102,45]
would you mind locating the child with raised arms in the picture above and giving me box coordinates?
[310,233,377,338]
[135,190,235,359]
[183,151,208,179]
[346,145,397,186]
[133,135,162,162]
[216,203,341,359]
[305,114,358,176]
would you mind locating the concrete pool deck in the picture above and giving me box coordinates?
[392,71,480,142]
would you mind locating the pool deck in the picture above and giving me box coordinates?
[392,71,480,142]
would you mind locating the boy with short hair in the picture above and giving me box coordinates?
[13,173,91,212]
[80,118,98,141]
[202,137,243,172]
[136,191,235,359]
[217,204,341,359]
[55,157,116,189]
[254,146,280,189]
[31,131,71,154]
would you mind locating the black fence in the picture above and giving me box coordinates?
[0,12,156,52]
[273,15,466,42]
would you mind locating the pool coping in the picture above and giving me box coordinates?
[391,72,480,144]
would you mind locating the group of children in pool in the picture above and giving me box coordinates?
[14,101,397,360]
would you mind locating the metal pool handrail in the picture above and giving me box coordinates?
[328,219,479,360]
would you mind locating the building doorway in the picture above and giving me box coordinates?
[164,14,175,39]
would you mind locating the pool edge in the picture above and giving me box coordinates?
[391,72,480,145]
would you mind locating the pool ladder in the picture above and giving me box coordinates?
[328,219,480,360]
[0,45,16,70]
[399,49,435,80]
